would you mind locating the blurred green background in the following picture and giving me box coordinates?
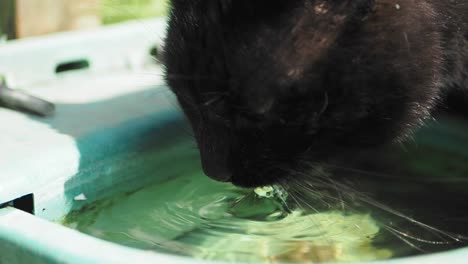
[0,0,169,40]
[101,0,169,25]
[0,0,16,40]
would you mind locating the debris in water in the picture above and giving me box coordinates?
[255,186,275,198]
[74,193,87,201]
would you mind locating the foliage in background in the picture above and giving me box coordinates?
[101,0,169,25]
[0,0,16,40]
[0,0,169,40]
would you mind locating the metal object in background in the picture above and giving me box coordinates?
[0,80,55,117]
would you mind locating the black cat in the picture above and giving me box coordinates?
[162,0,468,187]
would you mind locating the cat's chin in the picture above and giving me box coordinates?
[230,172,283,188]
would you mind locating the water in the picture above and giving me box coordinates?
[62,172,394,263]
[61,116,468,263]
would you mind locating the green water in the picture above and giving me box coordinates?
[62,116,468,263]
[62,172,393,263]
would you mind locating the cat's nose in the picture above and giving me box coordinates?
[201,161,232,182]
[199,146,232,182]
[196,125,233,182]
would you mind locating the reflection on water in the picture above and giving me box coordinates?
[62,172,392,263]
[61,116,468,263]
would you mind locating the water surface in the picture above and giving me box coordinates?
[62,116,468,263]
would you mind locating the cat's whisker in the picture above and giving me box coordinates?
[273,160,468,247]
[164,74,229,82]
[385,224,453,245]
[385,226,428,253]
[277,182,333,235]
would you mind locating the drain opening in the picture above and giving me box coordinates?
[55,59,90,74]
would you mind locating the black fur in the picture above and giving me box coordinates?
[162,0,468,187]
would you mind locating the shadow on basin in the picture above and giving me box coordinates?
[29,85,200,213]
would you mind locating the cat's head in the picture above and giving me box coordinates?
[163,0,442,187]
